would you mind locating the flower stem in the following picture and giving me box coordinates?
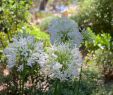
[76,64,83,95]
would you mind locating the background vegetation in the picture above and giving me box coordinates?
[0,0,113,95]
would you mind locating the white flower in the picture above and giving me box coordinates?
[27,52,48,67]
[4,32,48,72]
[51,62,62,70]
[41,44,83,81]
[7,59,16,68]
[4,48,17,69]
[27,42,48,67]
[17,65,24,72]
[48,17,83,46]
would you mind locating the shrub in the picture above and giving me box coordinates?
[0,0,32,57]
[82,28,113,82]
[82,27,112,51]
[94,49,113,82]
[0,0,32,35]
[71,0,113,35]
[39,16,59,31]
[22,25,51,46]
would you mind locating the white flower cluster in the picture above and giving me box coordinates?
[4,32,82,81]
[4,33,48,71]
[27,42,48,67]
[48,17,83,46]
[41,44,82,81]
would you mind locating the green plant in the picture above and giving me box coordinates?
[81,27,96,51]
[93,49,113,83]
[44,43,83,95]
[39,16,59,31]
[94,33,112,50]
[82,28,113,83]
[82,27,113,52]
[71,0,113,36]
[0,0,32,47]
[2,30,83,94]
[3,31,50,94]
[22,24,51,46]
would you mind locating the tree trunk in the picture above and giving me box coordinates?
[39,0,48,10]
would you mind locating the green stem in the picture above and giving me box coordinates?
[76,64,83,95]
[7,32,11,42]
[19,76,22,94]
[21,77,24,95]
[54,80,61,95]
[0,39,5,48]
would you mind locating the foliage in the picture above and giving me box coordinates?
[81,27,113,84]
[82,28,113,83]
[82,27,113,52]
[1,0,113,94]
[93,49,113,82]
[0,32,9,48]
[39,16,59,31]
[72,0,113,35]
[0,0,32,33]
[81,27,96,51]
[91,84,113,95]
[23,25,51,46]
[94,49,113,67]
[0,0,32,52]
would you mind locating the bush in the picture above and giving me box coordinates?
[82,27,112,52]
[39,16,59,31]
[93,49,113,82]
[0,0,32,35]
[0,0,32,55]
[82,28,113,82]
[22,25,51,46]
[71,0,113,35]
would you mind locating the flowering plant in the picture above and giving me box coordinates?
[39,43,83,95]
[48,17,83,46]
[3,31,49,94]
[3,29,83,94]
[42,44,82,81]
[4,32,48,71]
